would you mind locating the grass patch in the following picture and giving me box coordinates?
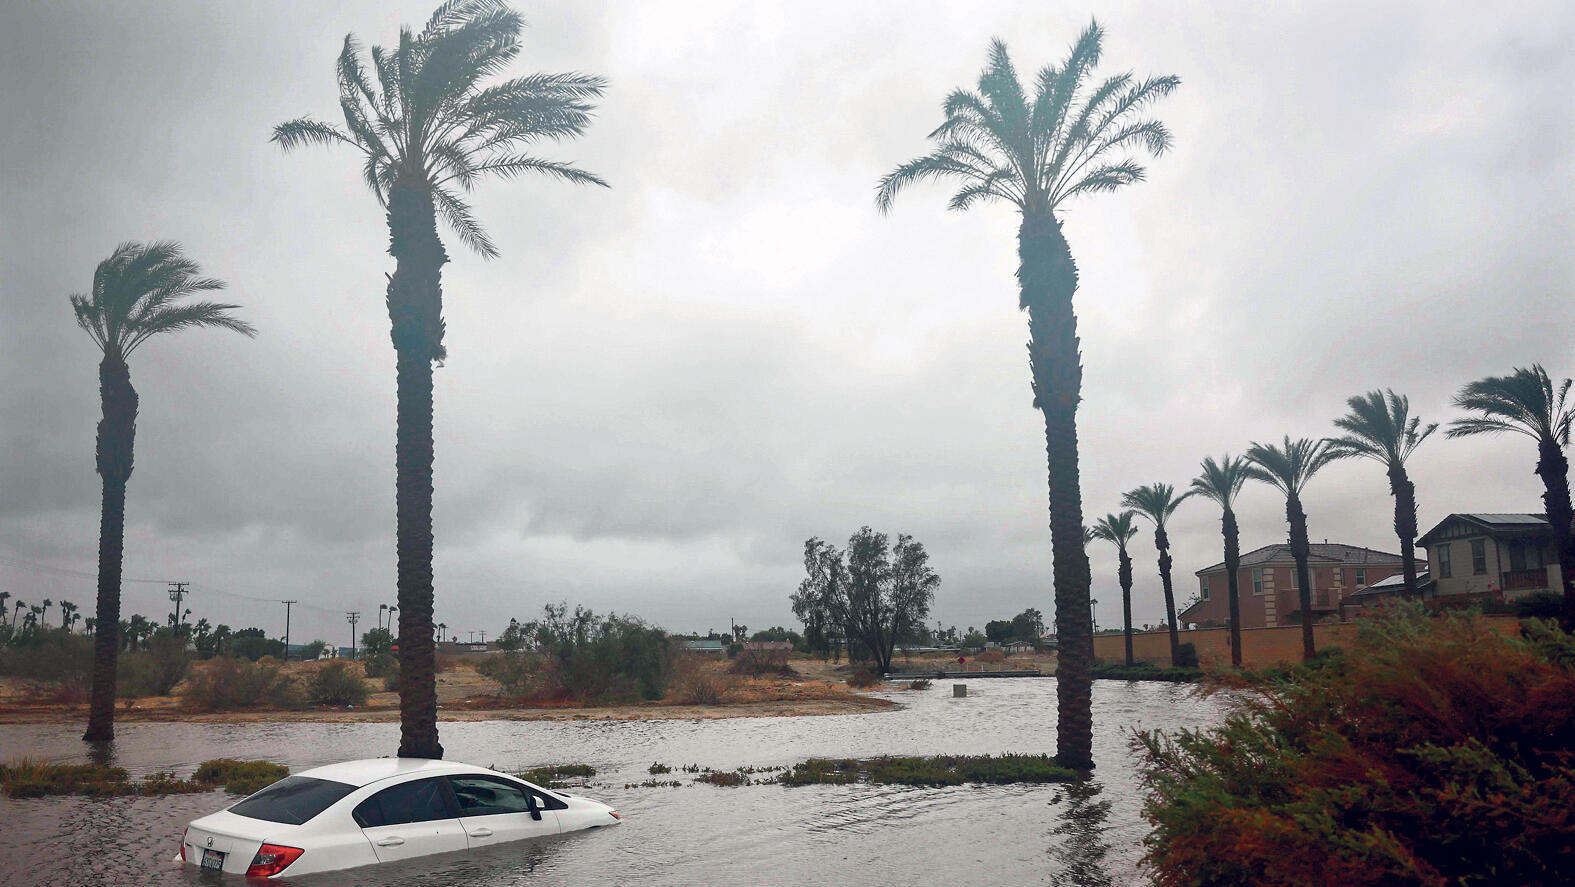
[516,763,596,788]
[625,779,684,788]
[1090,662,1201,682]
[780,754,1075,788]
[648,762,672,774]
[193,759,289,795]
[1,760,207,798]
[696,770,750,787]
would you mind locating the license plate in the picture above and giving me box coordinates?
[201,848,226,871]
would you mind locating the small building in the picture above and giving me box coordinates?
[1416,513,1564,603]
[1346,568,1434,608]
[683,638,726,655]
[1183,542,1407,629]
[1000,640,1036,655]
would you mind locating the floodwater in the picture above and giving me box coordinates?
[0,679,1228,887]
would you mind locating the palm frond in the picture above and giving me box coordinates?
[1328,389,1436,465]
[431,186,498,259]
[68,243,252,358]
[1190,454,1249,508]
[1090,511,1139,552]
[1121,483,1191,531]
[1245,436,1338,498]
[272,118,356,152]
[1448,365,1574,447]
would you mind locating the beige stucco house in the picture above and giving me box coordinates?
[1415,513,1564,602]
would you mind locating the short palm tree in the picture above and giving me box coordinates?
[70,241,253,741]
[1245,437,1339,660]
[1326,390,1436,597]
[1121,483,1191,665]
[877,20,1177,772]
[274,0,606,759]
[1447,366,1575,630]
[1190,455,1250,667]
[1090,512,1140,666]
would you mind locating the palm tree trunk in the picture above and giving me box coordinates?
[1222,508,1243,668]
[1534,439,1575,631]
[1154,526,1180,665]
[1118,549,1134,667]
[1021,210,1093,771]
[1388,464,1422,597]
[1286,494,1316,659]
[84,355,136,743]
[386,178,448,761]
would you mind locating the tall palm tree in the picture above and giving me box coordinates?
[274,0,605,759]
[1090,512,1140,666]
[60,600,78,631]
[71,241,253,741]
[1121,484,1191,665]
[876,21,1177,771]
[1326,390,1436,597]
[1245,437,1339,660]
[1447,366,1575,630]
[1190,455,1250,667]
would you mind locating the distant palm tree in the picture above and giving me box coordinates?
[71,241,253,741]
[1245,437,1339,660]
[877,21,1177,771]
[1090,512,1140,666]
[1326,390,1436,597]
[60,600,78,631]
[1447,366,1575,630]
[1122,484,1191,665]
[1190,455,1250,667]
[274,0,606,760]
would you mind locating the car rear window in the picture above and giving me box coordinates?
[229,776,356,825]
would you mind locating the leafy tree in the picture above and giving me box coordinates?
[274,0,606,760]
[360,627,395,658]
[301,639,330,660]
[1010,608,1045,646]
[1246,437,1340,660]
[985,620,1016,644]
[1122,483,1192,665]
[1327,390,1436,597]
[1090,511,1140,666]
[792,529,940,674]
[69,242,253,741]
[1190,455,1251,667]
[228,628,285,662]
[1447,365,1575,631]
[749,626,804,650]
[877,21,1176,772]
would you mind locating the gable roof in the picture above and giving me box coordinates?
[1416,513,1551,546]
[1196,542,1404,575]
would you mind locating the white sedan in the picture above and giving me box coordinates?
[176,758,620,878]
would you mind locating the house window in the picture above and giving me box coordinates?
[1252,568,1264,595]
[1509,544,1545,571]
[1471,539,1487,575]
[1334,567,1343,585]
[1355,568,1366,586]
[1200,577,1210,600]
[1436,544,1452,579]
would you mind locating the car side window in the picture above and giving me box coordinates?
[353,777,456,828]
[448,775,539,816]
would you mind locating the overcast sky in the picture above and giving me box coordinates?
[1,1,1571,645]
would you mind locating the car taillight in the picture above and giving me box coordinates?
[245,844,304,878]
[179,828,188,861]
[609,811,621,820]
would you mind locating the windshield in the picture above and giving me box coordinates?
[229,776,356,825]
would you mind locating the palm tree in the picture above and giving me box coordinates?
[876,21,1177,771]
[274,0,606,760]
[60,600,78,631]
[1245,437,1339,660]
[1326,390,1436,597]
[1447,366,1575,630]
[1090,512,1140,666]
[71,241,253,741]
[1190,455,1250,667]
[1121,484,1191,665]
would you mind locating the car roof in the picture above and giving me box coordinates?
[294,758,493,788]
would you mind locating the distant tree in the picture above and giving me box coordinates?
[1091,511,1140,666]
[60,600,79,632]
[228,628,286,662]
[274,0,607,761]
[1327,390,1437,598]
[792,529,940,674]
[960,629,989,651]
[1123,483,1192,665]
[1246,437,1340,660]
[750,626,805,650]
[1447,365,1575,631]
[70,241,253,742]
[1191,455,1252,667]
[301,639,330,660]
[361,627,395,658]
[985,619,1015,644]
[1010,608,1045,646]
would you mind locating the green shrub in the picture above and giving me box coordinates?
[181,658,303,711]
[1514,591,1564,620]
[1089,662,1201,682]
[1137,607,1575,887]
[118,637,190,698]
[496,604,678,704]
[1,760,209,798]
[362,651,396,679]
[516,763,595,788]
[0,631,92,701]
[845,669,880,688]
[1173,642,1198,669]
[194,759,289,794]
[696,769,749,787]
[780,754,1073,787]
[648,762,672,774]
[306,660,369,707]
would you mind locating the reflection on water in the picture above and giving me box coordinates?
[0,679,1224,887]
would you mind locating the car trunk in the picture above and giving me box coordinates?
[183,811,285,875]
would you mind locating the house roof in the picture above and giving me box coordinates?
[683,639,725,650]
[1196,542,1404,575]
[1349,569,1433,598]
[1416,513,1551,546]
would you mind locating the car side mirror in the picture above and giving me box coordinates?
[526,794,542,821]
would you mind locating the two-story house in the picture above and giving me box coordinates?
[1415,513,1564,602]
[1181,543,1407,629]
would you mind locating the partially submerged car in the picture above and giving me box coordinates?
[176,758,619,878]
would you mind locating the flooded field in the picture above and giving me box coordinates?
[0,679,1228,886]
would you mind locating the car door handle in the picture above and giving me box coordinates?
[468,827,494,837]
[375,836,405,847]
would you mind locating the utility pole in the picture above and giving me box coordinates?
[167,581,189,629]
[346,611,360,659]
[478,630,486,645]
[281,600,297,661]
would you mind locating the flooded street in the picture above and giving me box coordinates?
[0,679,1227,886]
